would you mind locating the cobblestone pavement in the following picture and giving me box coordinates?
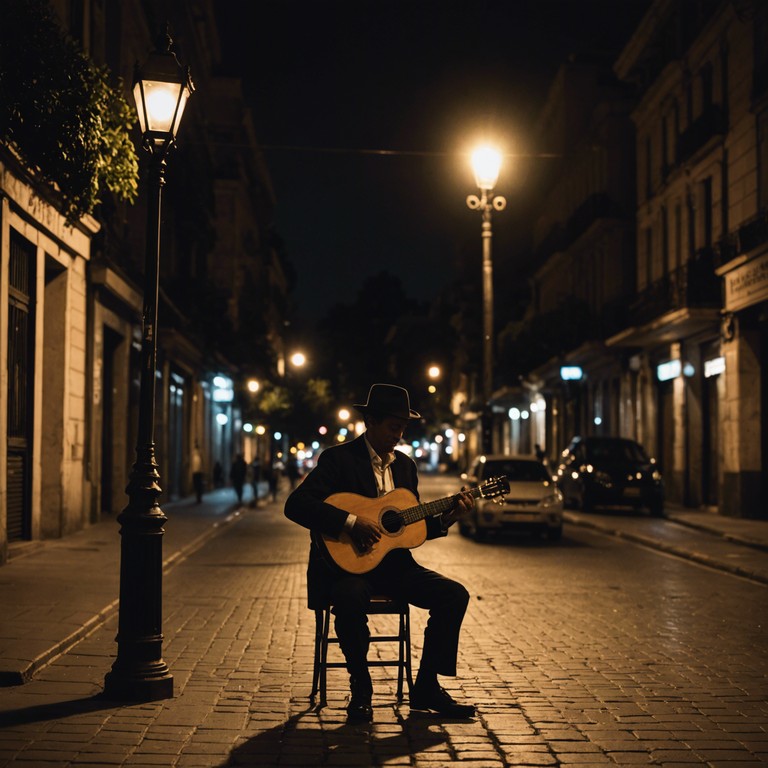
[0,476,767,767]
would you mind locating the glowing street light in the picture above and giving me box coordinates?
[290,351,306,368]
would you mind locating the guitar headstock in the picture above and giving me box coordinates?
[479,475,509,501]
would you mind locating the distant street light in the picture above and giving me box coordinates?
[427,365,441,380]
[467,145,506,452]
[247,378,260,394]
[103,29,193,702]
[290,351,307,368]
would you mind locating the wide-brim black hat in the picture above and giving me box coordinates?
[353,384,421,420]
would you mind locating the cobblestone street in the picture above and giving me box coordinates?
[1,476,767,767]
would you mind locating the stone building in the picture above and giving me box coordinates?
[612,0,766,516]
[511,0,766,518]
[0,0,288,563]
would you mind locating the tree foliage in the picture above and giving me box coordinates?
[0,0,138,224]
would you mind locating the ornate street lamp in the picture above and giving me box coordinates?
[104,29,193,701]
[467,145,506,453]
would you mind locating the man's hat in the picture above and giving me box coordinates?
[353,384,421,421]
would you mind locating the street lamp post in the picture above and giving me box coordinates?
[103,30,193,701]
[467,146,506,453]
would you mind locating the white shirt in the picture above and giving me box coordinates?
[343,436,395,531]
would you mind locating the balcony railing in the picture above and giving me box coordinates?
[629,252,721,327]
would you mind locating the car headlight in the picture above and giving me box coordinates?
[538,490,563,508]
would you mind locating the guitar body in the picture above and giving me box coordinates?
[317,488,428,574]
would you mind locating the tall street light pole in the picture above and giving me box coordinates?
[467,146,505,454]
[104,29,193,702]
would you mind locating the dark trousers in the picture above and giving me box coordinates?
[328,554,469,680]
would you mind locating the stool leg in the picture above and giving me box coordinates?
[404,608,414,696]
[396,610,405,702]
[319,607,331,704]
[310,610,322,701]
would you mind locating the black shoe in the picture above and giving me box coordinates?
[410,683,475,718]
[346,675,373,723]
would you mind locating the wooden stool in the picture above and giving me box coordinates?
[310,596,414,704]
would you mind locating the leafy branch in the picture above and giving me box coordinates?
[0,0,138,224]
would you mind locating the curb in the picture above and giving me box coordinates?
[563,512,768,586]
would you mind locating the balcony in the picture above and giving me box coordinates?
[629,252,721,327]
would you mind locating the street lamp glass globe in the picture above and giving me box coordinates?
[471,146,502,190]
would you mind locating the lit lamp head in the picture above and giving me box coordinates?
[471,146,503,191]
[133,28,194,152]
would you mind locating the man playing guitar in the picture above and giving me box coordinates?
[284,383,476,723]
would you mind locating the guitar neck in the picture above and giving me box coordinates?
[401,485,483,526]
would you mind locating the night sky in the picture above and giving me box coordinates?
[216,0,651,322]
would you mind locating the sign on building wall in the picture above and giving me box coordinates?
[724,250,768,312]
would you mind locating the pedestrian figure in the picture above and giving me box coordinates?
[534,443,546,463]
[192,442,205,503]
[286,456,301,490]
[230,454,247,505]
[250,457,262,507]
[266,462,279,502]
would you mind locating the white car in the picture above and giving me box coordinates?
[460,454,563,542]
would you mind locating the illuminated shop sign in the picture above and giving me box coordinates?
[560,365,583,381]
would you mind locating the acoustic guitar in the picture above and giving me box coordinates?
[312,476,509,574]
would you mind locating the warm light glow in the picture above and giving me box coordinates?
[471,146,503,190]
[255,425,266,435]
[427,365,441,379]
[247,379,260,393]
[290,351,307,368]
[428,385,437,394]
[338,408,350,421]
[133,79,189,138]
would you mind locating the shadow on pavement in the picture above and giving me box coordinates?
[223,706,448,767]
[0,693,117,727]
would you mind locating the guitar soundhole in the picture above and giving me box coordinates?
[381,509,404,534]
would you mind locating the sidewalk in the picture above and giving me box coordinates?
[1,488,766,690]
[563,503,768,585]
[0,487,248,686]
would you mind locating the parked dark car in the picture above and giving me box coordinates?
[555,436,664,516]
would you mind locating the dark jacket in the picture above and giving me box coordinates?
[284,434,446,607]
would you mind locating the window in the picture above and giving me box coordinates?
[701,62,714,112]
[701,177,713,248]
[645,135,653,200]
[758,110,768,211]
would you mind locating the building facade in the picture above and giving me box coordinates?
[1,0,288,563]
[508,0,766,519]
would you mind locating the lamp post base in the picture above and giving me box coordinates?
[104,664,173,702]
